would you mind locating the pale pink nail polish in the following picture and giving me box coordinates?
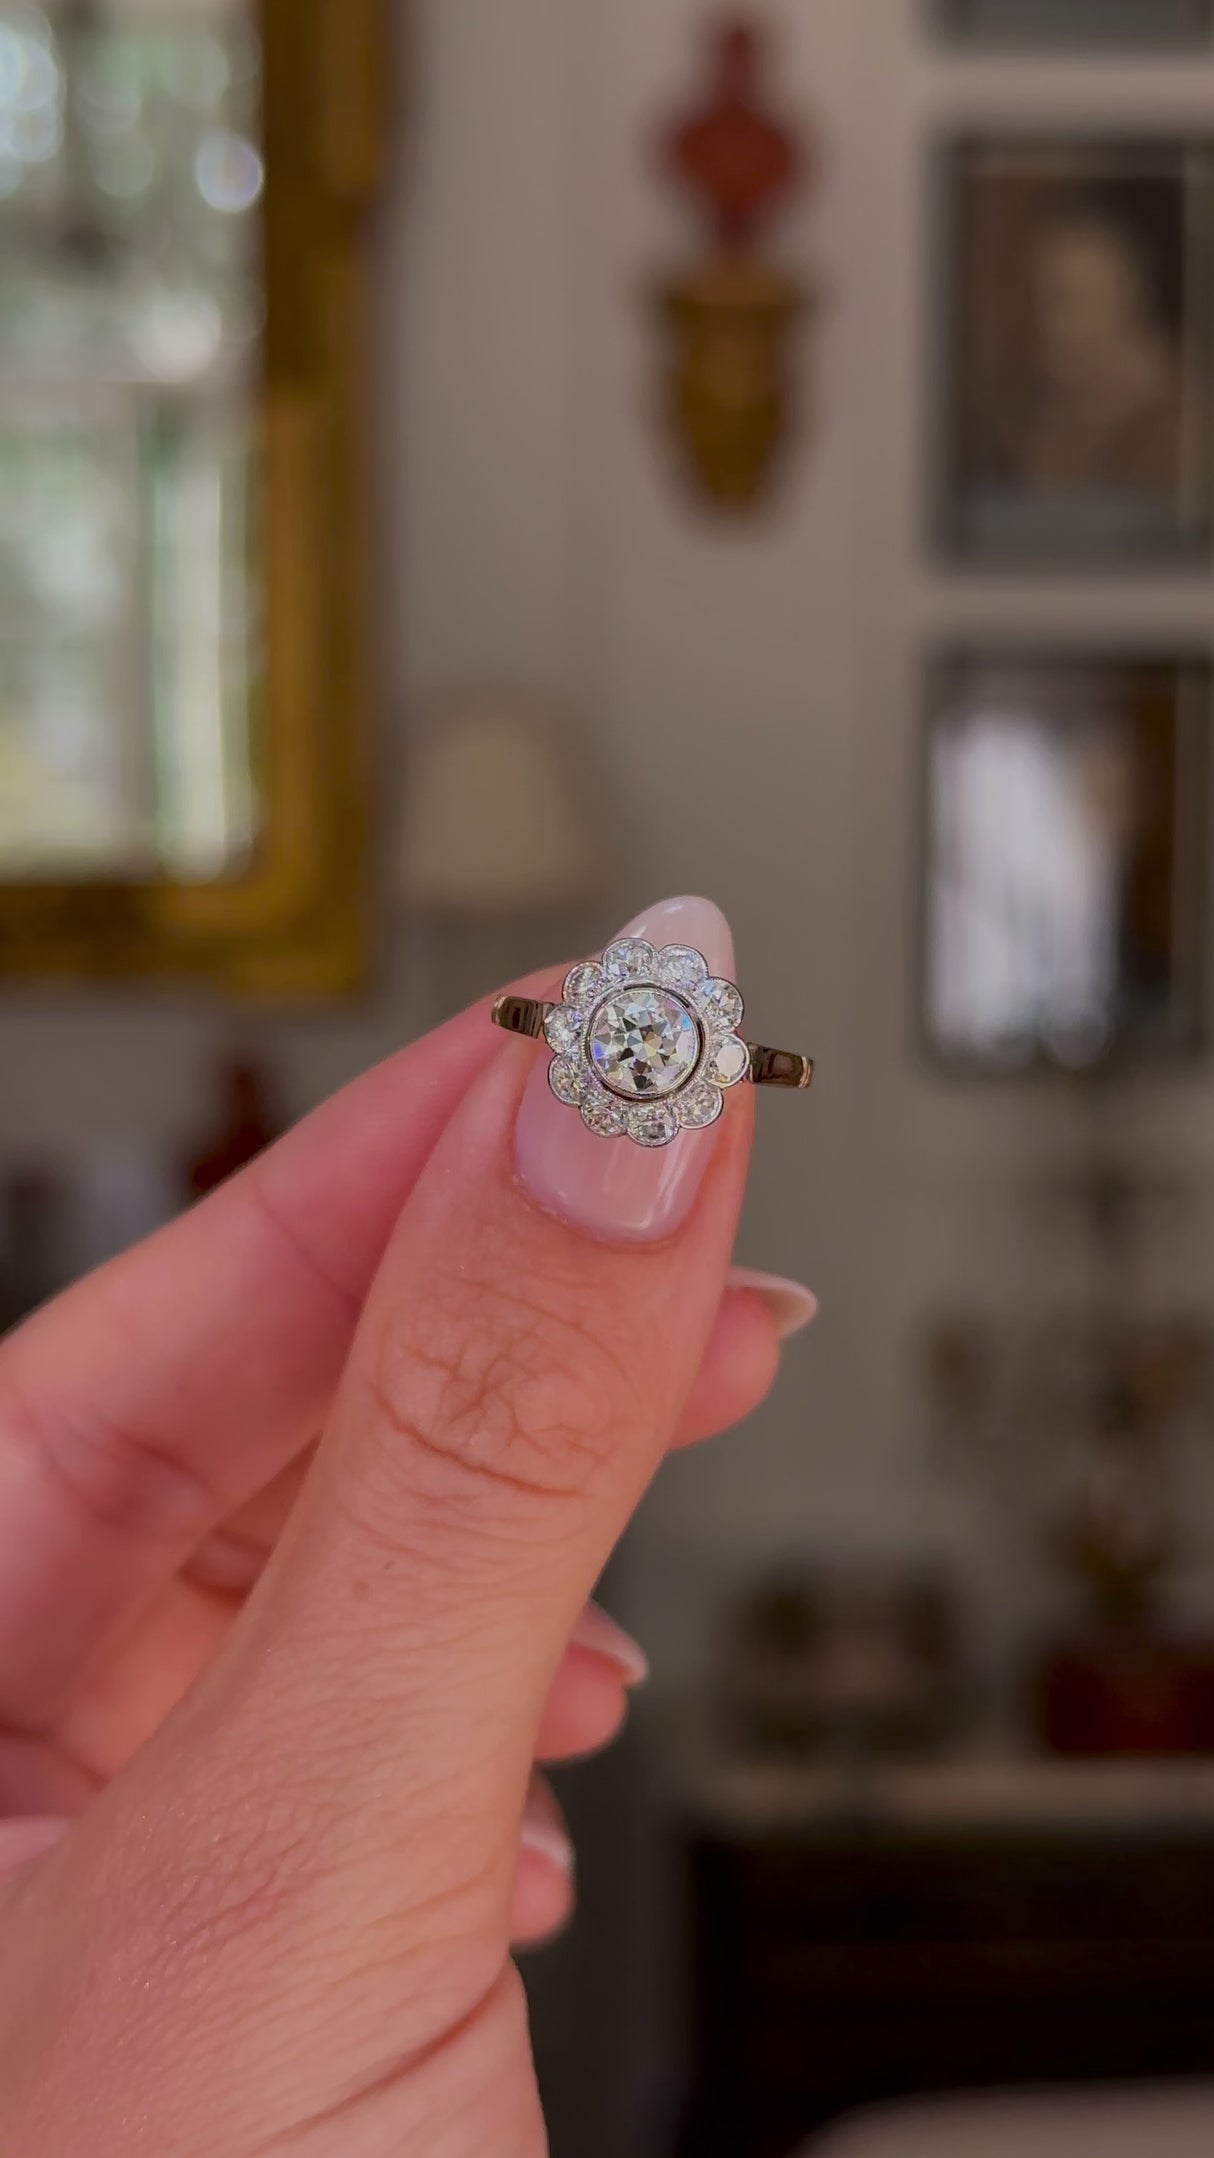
[520,1804,575,1876]
[727,1267,818,1341]
[0,1817,69,1875]
[571,1601,650,1687]
[515,896,735,1243]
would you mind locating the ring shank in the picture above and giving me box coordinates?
[748,1044,814,1090]
[491,993,813,1091]
[490,992,549,1042]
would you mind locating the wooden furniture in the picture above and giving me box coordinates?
[675,1753,1214,2158]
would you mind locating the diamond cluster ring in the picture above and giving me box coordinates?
[492,937,813,1150]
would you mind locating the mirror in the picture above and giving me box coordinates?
[923,652,1211,1071]
[0,0,383,992]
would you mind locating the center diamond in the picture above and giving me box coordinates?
[588,986,702,1100]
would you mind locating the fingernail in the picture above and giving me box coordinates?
[572,1600,650,1688]
[0,1817,69,1875]
[515,896,735,1243]
[520,1802,575,1877]
[727,1267,818,1341]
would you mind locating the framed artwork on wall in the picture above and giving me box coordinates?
[934,1,1214,46]
[921,651,1211,1072]
[936,139,1214,565]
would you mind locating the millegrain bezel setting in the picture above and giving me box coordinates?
[542,939,750,1149]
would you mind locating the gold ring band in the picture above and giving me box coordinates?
[492,994,814,1092]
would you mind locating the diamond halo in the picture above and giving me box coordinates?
[545,940,749,1148]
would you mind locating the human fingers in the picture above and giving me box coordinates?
[181,1271,808,1598]
[533,1604,648,1762]
[671,1268,815,1450]
[510,1780,576,1949]
[0,899,755,2156]
[0,967,559,1722]
[0,1802,576,1956]
[51,1580,644,1787]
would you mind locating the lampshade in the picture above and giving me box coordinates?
[399,696,600,916]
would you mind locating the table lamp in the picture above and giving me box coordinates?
[399,694,600,1011]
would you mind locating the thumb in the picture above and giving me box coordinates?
[2,899,754,2157]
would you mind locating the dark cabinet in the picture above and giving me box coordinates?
[679,1804,1214,2158]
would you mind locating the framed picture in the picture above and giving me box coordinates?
[921,652,1211,1071]
[937,140,1214,564]
[935,1,1214,46]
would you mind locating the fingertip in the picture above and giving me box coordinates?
[519,1813,575,1878]
[673,1281,783,1451]
[514,895,745,1245]
[0,1816,69,1882]
[511,1848,576,1951]
[618,895,735,977]
[511,1784,576,1949]
[535,1647,630,1763]
[570,1602,649,1688]
[727,1267,818,1341]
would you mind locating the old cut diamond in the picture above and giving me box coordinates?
[544,1006,583,1055]
[563,963,607,1016]
[602,938,658,985]
[627,1101,681,1148]
[700,978,745,1032]
[588,987,702,1100]
[676,1079,724,1130]
[710,1035,750,1088]
[657,944,709,995]
[581,1090,628,1138]
[548,1056,588,1107]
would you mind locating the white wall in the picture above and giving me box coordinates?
[5,0,1214,1694]
[393,0,1214,1685]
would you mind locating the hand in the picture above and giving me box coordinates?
[0,898,811,2155]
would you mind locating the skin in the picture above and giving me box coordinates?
[0,960,779,2155]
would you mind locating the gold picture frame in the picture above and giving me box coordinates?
[0,0,387,998]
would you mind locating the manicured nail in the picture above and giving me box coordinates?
[0,1817,69,1875]
[520,1797,575,1877]
[515,896,735,1243]
[572,1600,650,1688]
[727,1267,818,1341]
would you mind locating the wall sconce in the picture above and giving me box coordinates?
[654,13,821,512]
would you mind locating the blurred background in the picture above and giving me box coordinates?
[7,1,1214,2154]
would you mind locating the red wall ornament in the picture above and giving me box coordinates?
[653,13,820,510]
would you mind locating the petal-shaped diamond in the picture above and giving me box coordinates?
[711,1035,750,1089]
[602,938,658,985]
[700,978,745,1033]
[548,1056,589,1107]
[657,944,710,995]
[581,1090,628,1138]
[626,1101,681,1149]
[675,1079,724,1130]
[544,1006,583,1055]
[563,962,606,1015]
